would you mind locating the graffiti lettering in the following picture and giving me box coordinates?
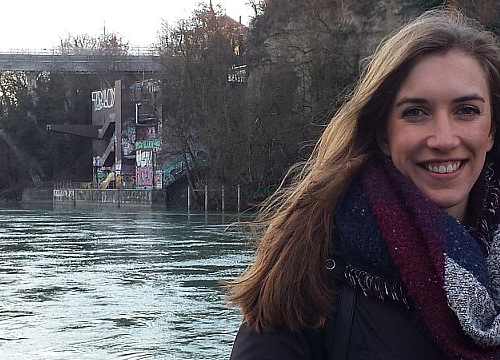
[91,87,116,111]
[54,189,75,199]
[136,150,153,167]
[136,139,162,150]
[136,167,153,187]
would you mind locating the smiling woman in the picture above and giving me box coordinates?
[380,49,495,221]
[227,8,500,360]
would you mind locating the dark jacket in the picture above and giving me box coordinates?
[229,287,445,360]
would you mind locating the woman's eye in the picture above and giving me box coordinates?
[457,106,480,116]
[402,108,425,118]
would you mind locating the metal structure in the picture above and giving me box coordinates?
[0,48,162,73]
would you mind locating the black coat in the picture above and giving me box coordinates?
[229,287,446,360]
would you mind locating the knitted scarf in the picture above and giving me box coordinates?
[335,157,500,360]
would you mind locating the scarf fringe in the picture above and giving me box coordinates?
[340,264,409,308]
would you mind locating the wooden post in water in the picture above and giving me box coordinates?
[221,185,225,213]
[205,184,208,214]
[187,186,191,213]
[237,184,241,214]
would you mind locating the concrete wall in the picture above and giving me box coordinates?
[22,187,169,207]
[22,188,54,203]
[50,188,166,207]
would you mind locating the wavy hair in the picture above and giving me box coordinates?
[227,8,500,332]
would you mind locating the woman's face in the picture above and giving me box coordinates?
[382,49,494,221]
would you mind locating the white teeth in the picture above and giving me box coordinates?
[426,161,461,174]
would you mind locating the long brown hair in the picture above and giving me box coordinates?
[227,8,500,332]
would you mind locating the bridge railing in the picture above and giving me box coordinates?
[0,46,159,56]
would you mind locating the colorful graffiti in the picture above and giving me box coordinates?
[136,167,153,188]
[163,161,185,186]
[136,139,162,150]
[122,125,136,156]
[136,149,153,188]
[98,171,115,189]
[155,170,163,190]
[120,174,136,189]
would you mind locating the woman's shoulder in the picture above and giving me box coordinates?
[229,321,330,360]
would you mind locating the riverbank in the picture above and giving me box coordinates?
[21,182,258,212]
[22,188,172,208]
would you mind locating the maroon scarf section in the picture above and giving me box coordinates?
[361,159,498,360]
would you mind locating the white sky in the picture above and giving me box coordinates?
[0,0,254,50]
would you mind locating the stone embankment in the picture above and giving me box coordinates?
[23,188,167,207]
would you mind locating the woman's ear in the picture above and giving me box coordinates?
[488,119,496,152]
[376,126,391,156]
[488,132,495,152]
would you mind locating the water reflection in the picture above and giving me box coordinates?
[0,206,252,359]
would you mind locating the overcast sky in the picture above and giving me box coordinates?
[0,0,253,50]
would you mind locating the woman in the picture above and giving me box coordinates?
[228,8,500,360]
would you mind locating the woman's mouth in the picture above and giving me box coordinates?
[423,161,462,174]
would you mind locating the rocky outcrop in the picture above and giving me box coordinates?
[246,0,500,104]
[246,0,437,101]
[234,0,500,188]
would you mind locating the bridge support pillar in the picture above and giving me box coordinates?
[26,72,38,106]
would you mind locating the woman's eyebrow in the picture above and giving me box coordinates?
[394,97,427,107]
[452,94,486,103]
[394,94,486,108]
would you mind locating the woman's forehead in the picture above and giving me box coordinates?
[394,50,490,103]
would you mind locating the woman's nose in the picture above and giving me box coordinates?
[426,113,460,151]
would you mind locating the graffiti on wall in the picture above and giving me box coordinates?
[136,150,152,168]
[92,87,116,112]
[136,139,162,150]
[155,170,163,190]
[136,167,153,188]
[121,174,136,189]
[97,170,115,189]
[122,125,136,156]
[136,149,153,188]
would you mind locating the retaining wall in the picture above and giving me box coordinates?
[23,188,167,207]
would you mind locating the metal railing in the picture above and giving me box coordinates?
[0,46,159,56]
[53,181,93,189]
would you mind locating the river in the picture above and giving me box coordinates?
[0,205,253,359]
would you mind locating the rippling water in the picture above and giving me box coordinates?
[0,206,253,359]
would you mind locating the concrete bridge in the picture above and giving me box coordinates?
[0,48,162,73]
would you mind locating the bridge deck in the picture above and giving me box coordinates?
[0,49,162,73]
